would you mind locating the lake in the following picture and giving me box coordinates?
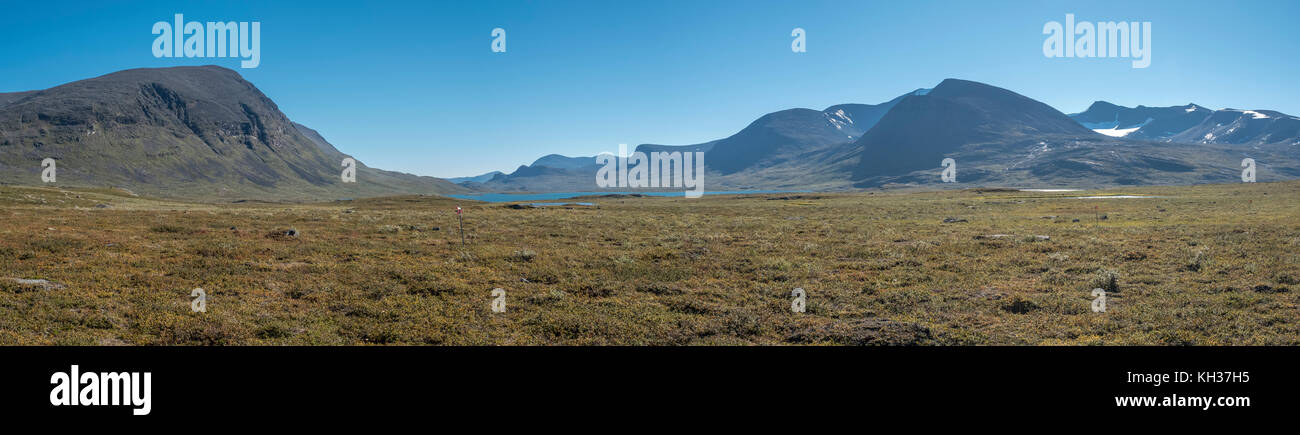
[449,190,806,203]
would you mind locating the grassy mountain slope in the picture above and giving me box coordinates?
[0,66,464,201]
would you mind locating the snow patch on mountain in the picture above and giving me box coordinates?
[1089,117,1153,137]
[1094,126,1143,137]
[827,109,852,130]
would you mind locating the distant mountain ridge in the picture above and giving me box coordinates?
[1070,101,1212,139]
[475,89,929,191]
[1071,101,1300,146]
[530,154,599,170]
[1170,108,1300,146]
[477,79,1300,192]
[446,171,503,184]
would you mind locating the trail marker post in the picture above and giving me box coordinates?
[456,206,465,246]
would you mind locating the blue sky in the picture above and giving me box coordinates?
[1,0,1297,177]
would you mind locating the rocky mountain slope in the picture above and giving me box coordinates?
[0,66,465,201]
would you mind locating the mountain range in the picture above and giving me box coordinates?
[1070,101,1300,146]
[473,79,1300,191]
[3,66,1299,200]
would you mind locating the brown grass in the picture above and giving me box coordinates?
[0,181,1297,345]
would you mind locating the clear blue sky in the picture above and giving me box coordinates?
[2,0,1296,177]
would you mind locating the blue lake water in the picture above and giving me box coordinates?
[450,190,806,203]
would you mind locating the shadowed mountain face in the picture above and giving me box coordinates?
[0,66,463,201]
[851,79,1094,183]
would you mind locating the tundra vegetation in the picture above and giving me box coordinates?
[0,181,1297,345]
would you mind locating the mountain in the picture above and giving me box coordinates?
[0,91,37,108]
[632,141,717,158]
[0,66,465,201]
[470,164,603,192]
[850,78,1094,183]
[1169,108,1300,146]
[474,89,927,192]
[1070,101,1212,139]
[846,79,1297,187]
[457,154,595,192]
[706,90,923,175]
[472,78,1300,192]
[530,154,599,170]
[1069,101,1300,147]
[445,171,504,184]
